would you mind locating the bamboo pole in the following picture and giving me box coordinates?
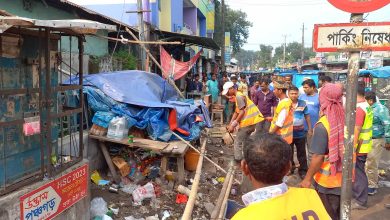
[92,34,183,45]
[218,171,234,219]
[182,139,207,220]
[124,27,185,99]
[211,161,234,219]
[171,132,241,184]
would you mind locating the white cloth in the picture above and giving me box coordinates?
[241,182,288,206]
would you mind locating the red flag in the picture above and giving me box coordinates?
[160,46,202,80]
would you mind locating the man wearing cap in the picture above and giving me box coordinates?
[223,81,264,162]
[269,81,294,144]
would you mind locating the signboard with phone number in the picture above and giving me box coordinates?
[20,164,88,220]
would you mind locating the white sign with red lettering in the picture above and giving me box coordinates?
[313,22,390,52]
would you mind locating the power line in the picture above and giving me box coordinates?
[109,0,126,63]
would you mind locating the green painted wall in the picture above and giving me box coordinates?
[0,0,109,56]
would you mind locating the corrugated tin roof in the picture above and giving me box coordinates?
[0,16,117,33]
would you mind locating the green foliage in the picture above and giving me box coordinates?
[113,50,137,70]
[214,1,252,53]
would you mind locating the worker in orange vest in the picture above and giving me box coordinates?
[232,133,329,220]
[269,81,294,144]
[223,81,264,162]
[300,83,345,220]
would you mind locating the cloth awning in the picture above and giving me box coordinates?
[0,16,117,34]
[156,30,220,50]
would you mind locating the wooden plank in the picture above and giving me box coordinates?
[162,141,188,155]
[98,141,121,183]
[89,134,170,152]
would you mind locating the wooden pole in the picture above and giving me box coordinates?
[218,170,234,219]
[171,132,240,184]
[124,27,185,99]
[182,139,207,220]
[340,13,364,220]
[211,161,234,219]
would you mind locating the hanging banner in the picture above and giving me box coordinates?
[160,46,202,80]
[20,164,88,220]
[313,22,390,52]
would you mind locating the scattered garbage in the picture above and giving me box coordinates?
[107,116,128,140]
[108,184,119,193]
[211,178,219,185]
[217,177,225,183]
[102,215,113,220]
[112,157,131,177]
[204,202,215,216]
[379,180,390,188]
[108,204,119,216]
[90,197,108,218]
[145,215,159,220]
[121,183,139,194]
[124,216,145,220]
[132,182,156,205]
[99,180,110,186]
[91,170,102,185]
[161,210,171,220]
[176,194,188,204]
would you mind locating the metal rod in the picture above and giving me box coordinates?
[78,36,84,159]
[221,0,225,72]
[126,10,151,13]
[45,28,52,177]
[38,27,45,179]
[340,13,364,220]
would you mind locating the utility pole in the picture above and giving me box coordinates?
[221,0,226,72]
[340,13,364,220]
[301,23,305,62]
[282,34,287,68]
[137,0,146,71]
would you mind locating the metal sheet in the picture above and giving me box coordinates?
[0,17,116,32]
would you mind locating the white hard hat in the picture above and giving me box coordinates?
[222,81,234,95]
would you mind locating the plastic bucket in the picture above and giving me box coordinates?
[184,148,200,171]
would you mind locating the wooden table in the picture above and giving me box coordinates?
[89,135,189,184]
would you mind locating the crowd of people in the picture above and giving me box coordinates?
[207,73,390,219]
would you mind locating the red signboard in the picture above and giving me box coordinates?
[313,22,390,52]
[20,164,88,220]
[328,0,390,13]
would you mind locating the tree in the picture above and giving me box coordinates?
[214,1,252,53]
[273,42,316,65]
[257,44,273,68]
[234,49,257,69]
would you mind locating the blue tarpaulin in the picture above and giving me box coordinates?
[67,71,211,141]
[359,66,390,78]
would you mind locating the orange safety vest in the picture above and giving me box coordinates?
[235,92,264,128]
[269,98,293,144]
[313,116,343,188]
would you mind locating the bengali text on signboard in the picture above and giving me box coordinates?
[20,164,88,220]
[313,22,390,52]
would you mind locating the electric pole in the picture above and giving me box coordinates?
[137,0,146,71]
[340,13,364,220]
[301,23,305,62]
[221,0,226,72]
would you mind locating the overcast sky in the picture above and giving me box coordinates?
[70,0,390,51]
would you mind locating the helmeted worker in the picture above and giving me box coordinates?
[232,133,330,220]
[300,83,345,220]
[223,81,264,162]
[269,81,294,144]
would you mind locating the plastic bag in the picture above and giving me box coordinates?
[90,197,108,218]
[107,116,128,140]
[132,182,156,204]
[92,111,116,128]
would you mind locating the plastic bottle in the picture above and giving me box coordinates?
[107,117,128,140]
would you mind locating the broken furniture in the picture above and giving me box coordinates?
[89,135,189,184]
